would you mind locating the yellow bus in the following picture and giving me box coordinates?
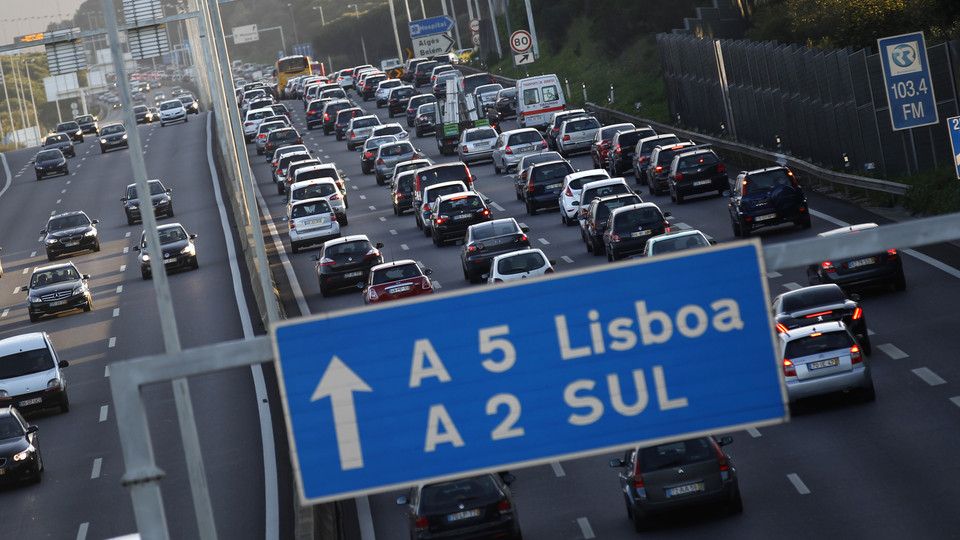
[275,55,312,98]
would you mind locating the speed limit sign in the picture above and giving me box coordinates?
[510,30,532,54]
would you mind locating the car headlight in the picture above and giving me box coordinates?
[84,229,98,237]
[157,197,170,205]
[47,378,62,390]
[180,244,196,256]
[13,448,33,462]
[0,390,7,399]
[141,253,150,263]
[45,238,58,245]
[27,296,42,303]
[72,284,87,296]
[122,134,128,140]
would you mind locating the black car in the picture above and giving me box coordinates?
[22,262,93,322]
[414,103,436,137]
[41,133,76,158]
[334,107,364,141]
[429,191,492,246]
[42,211,100,261]
[0,406,43,485]
[391,170,417,216]
[397,472,522,540]
[133,223,199,280]
[647,141,697,196]
[523,159,575,215]
[33,149,69,180]
[405,94,437,127]
[728,166,811,237]
[320,100,353,134]
[133,105,150,124]
[387,86,416,117]
[55,121,84,143]
[304,99,327,130]
[98,123,128,153]
[311,235,384,297]
[772,283,872,355]
[460,218,531,283]
[74,114,99,135]
[513,151,565,200]
[603,202,671,261]
[495,87,518,119]
[122,179,174,225]
[264,127,302,159]
[610,436,741,531]
[580,192,644,254]
[805,223,906,292]
[607,127,656,176]
[178,94,200,114]
[667,148,728,203]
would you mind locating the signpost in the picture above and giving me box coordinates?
[413,32,454,58]
[514,53,534,65]
[273,242,788,504]
[877,31,938,131]
[948,116,960,180]
[511,30,533,67]
[408,15,455,39]
[232,24,258,44]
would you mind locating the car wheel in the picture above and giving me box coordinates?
[593,238,605,255]
[376,175,385,186]
[860,383,877,402]
[32,452,44,483]
[319,285,331,298]
[29,313,40,323]
[731,217,742,237]
[36,172,42,181]
[607,249,614,262]
[47,252,56,262]
[893,271,906,291]
[64,167,69,176]
[291,243,299,254]
[141,269,151,280]
[423,223,432,237]
[585,236,593,253]
[94,240,101,252]
[675,188,684,204]
[728,486,744,514]
[161,121,165,127]
[336,132,343,141]
[59,391,70,413]
[560,212,567,226]
[860,335,873,356]
[338,214,348,226]
[493,160,501,174]
[191,257,199,270]
[797,213,812,229]
[393,204,399,216]
[83,298,92,312]
[739,218,751,238]
[184,116,188,122]
[101,147,106,154]
[526,201,536,215]
[468,269,481,284]
[79,136,84,143]
[277,182,285,196]
[632,508,649,532]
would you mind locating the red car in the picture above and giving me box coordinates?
[590,123,634,170]
[362,260,434,304]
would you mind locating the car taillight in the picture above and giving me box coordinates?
[776,323,789,333]
[329,193,341,201]
[527,180,534,192]
[713,441,730,471]
[852,307,862,319]
[319,257,335,266]
[505,145,513,155]
[564,186,573,197]
[289,221,296,230]
[545,267,554,273]
[638,155,648,164]
[562,134,571,141]
[654,165,663,173]
[821,261,836,273]
[631,460,644,487]
[435,216,446,224]
[412,152,420,159]
[498,499,513,514]
[365,249,380,259]
[614,144,621,155]
[610,232,621,242]
[718,163,726,172]
[364,152,373,159]
[368,288,379,301]
[541,141,547,149]
[377,159,385,165]
[850,344,862,364]
[414,516,428,531]
[420,276,432,290]
[675,173,683,180]
[886,248,899,259]
[481,209,490,216]
[601,142,610,149]
[350,133,356,138]
[323,113,329,120]
[783,358,796,377]
[462,145,469,153]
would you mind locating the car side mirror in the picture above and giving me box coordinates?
[423,268,433,276]
[59,359,70,368]
[40,229,47,235]
[663,211,672,218]
[722,190,731,197]
[166,188,172,194]
[718,436,734,446]
[396,496,409,505]
[20,285,29,293]
[83,274,91,280]
[189,234,198,240]
[609,458,625,468]
[133,246,140,252]
[500,472,516,485]
[520,226,531,233]
[850,293,861,302]
[356,282,365,290]
[549,260,557,266]
[92,219,100,225]
[26,425,39,435]
[375,242,384,249]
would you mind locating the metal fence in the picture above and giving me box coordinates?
[658,34,960,178]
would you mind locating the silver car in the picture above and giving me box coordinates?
[457,126,499,164]
[346,115,383,151]
[255,120,287,155]
[374,141,421,185]
[557,116,602,158]
[491,128,547,174]
[779,321,875,404]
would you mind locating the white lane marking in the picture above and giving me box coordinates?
[878,343,908,360]
[747,427,762,438]
[561,255,574,264]
[116,285,123,294]
[22,268,28,274]
[378,216,386,221]
[0,309,7,318]
[369,205,377,211]
[401,244,409,250]
[56,199,62,204]
[108,337,116,348]
[550,462,565,477]
[30,251,36,257]
[787,473,810,494]
[950,397,960,408]
[99,405,109,422]
[389,229,398,236]
[673,221,692,230]
[359,194,367,200]
[11,287,18,294]
[125,231,131,238]
[767,271,782,278]
[104,365,110,378]
[433,280,442,289]
[50,211,56,216]
[490,201,505,212]
[76,522,89,540]
[783,282,802,291]
[868,329,876,335]
[123,247,129,254]
[66,180,70,184]
[62,189,67,194]
[120,265,126,272]
[577,517,595,539]
[113,308,120,317]
[90,458,102,479]
[538,237,550,245]
[912,367,946,386]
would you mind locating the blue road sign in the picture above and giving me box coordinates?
[878,31,938,131]
[272,241,788,504]
[948,116,960,180]
[293,43,314,59]
[409,15,455,39]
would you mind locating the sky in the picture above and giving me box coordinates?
[0,0,86,46]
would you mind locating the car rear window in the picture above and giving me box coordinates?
[497,251,545,274]
[614,207,663,228]
[419,165,470,185]
[649,234,709,254]
[617,129,654,148]
[426,184,467,202]
[781,287,845,312]
[470,220,520,240]
[292,183,337,200]
[291,200,332,219]
[439,195,482,212]
[567,173,608,191]
[372,263,422,284]
[596,195,642,220]
[355,118,378,128]
[466,129,497,141]
[744,169,795,193]
[640,136,681,154]
[381,143,414,157]
[419,476,500,513]
[583,183,630,203]
[638,438,715,471]
[509,131,543,145]
[677,152,719,169]
[532,162,574,182]
[566,118,601,132]
[785,330,853,357]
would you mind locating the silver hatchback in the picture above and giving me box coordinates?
[458,126,499,164]
[779,321,875,404]
[557,116,602,158]
[374,141,421,185]
[491,128,547,174]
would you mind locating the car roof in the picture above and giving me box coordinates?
[435,190,481,202]
[817,223,878,238]
[779,321,847,341]
[424,180,467,192]
[323,234,371,247]
[0,332,48,353]
[610,202,662,215]
[371,259,419,271]
[582,177,630,190]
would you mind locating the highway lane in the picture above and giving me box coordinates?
[0,105,285,539]
[255,89,960,538]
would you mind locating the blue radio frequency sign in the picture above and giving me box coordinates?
[272,241,788,504]
[877,31,938,131]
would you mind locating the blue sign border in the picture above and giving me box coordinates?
[272,240,788,504]
[877,31,938,131]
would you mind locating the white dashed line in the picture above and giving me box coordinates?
[950,397,960,408]
[550,462,565,477]
[787,473,810,494]
[433,281,442,289]
[108,337,116,348]
[378,216,386,221]
[116,285,123,294]
[537,238,550,245]
[113,308,120,317]
[56,199,61,204]
[99,405,109,422]
[576,517,595,539]
[747,427,762,438]
[359,194,367,200]
[878,343,908,359]
[30,251,36,257]
[0,309,7,318]
[11,287,18,295]
[49,211,56,216]
[90,458,102,479]
[123,247,129,254]
[22,268,28,274]
[401,244,409,250]
[77,522,89,540]
[61,189,66,194]
[104,365,110,378]
[66,180,70,184]
[124,231,131,238]
[783,282,802,291]
[767,271,782,278]
[912,367,946,386]
[490,201,505,212]
[369,206,377,211]
[561,255,573,264]
[120,265,126,272]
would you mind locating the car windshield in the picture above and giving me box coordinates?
[57,122,79,130]
[126,181,165,199]
[31,267,80,287]
[371,264,421,285]
[180,96,195,103]
[470,220,520,241]
[785,331,852,357]
[781,287,846,312]
[419,476,500,513]
[36,150,61,160]
[466,129,497,142]
[638,438,715,471]
[76,115,93,123]
[292,183,337,200]
[101,125,124,135]
[160,102,180,110]
[291,201,331,219]
[0,347,55,379]
[45,135,68,144]
[0,416,23,439]
[48,215,89,230]
[355,118,378,128]
[155,227,187,245]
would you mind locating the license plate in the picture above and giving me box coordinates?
[808,357,839,370]
[344,271,362,278]
[64,241,79,247]
[755,213,777,221]
[303,219,320,225]
[667,482,703,497]
[546,183,562,190]
[693,180,712,186]
[19,397,42,407]
[50,300,67,306]
[453,214,472,220]
[519,146,534,153]
[847,257,876,268]
[446,509,480,522]
[163,258,177,265]
[387,285,411,294]
[475,142,489,148]
[630,230,652,238]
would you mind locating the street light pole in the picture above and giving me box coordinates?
[347,4,368,65]
[287,3,299,54]
[22,60,40,144]
[312,5,325,26]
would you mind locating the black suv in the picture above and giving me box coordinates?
[98,123,129,153]
[523,160,575,215]
[647,141,697,196]
[388,87,416,117]
[305,99,327,130]
[23,262,93,322]
[122,179,174,225]
[429,191,492,246]
[311,235,384,297]
[405,94,436,127]
[460,218,531,283]
[667,148,728,204]
[728,166,810,237]
[391,170,417,216]
[603,202,671,261]
[772,283,871,355]
[42,211,100,260]
[607,127,655,176]
[580,192,643,255]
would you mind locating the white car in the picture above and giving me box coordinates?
[458,126,499,164]
[158,99,188,127]
[370,122,410,141]
[242,107,277,142]
[287,197,341,254]
[641,229,713,257]
[287,176,348,226]
[558,170,610,226]
[487,248,555,284]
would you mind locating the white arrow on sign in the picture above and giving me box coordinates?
[311,356,372,471]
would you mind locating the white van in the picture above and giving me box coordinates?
[0,332,70,414]
[516,74,566,131]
